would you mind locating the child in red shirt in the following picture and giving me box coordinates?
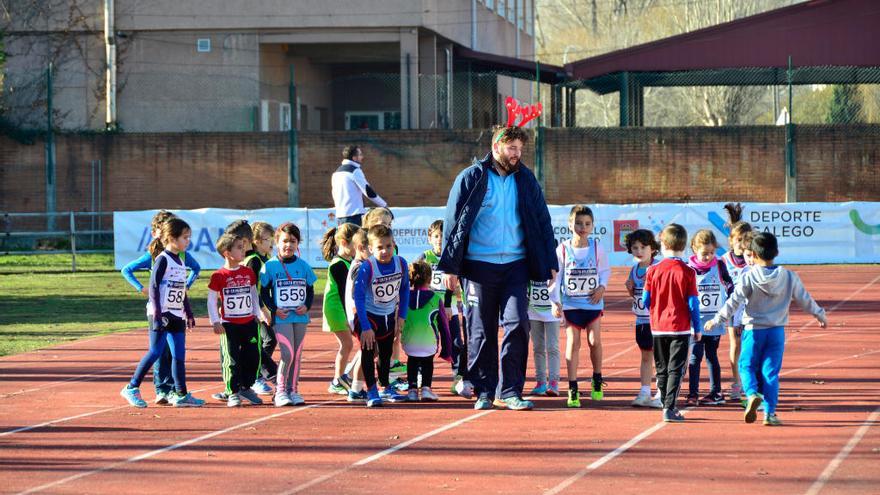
[208,233,266,407]
[642,224,702,422]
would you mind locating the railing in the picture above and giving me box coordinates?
[1,211,114,272]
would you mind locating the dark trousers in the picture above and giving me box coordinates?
[653,334,690,410]
[220,320,261,395]
[132,316,187,394]
[259,322,278,381]
[449,315,469,378]
[688,335,722,397]
[338,214,363,226]
[462,259,530,400]
[407,355,434,388]
[357,312,395,390]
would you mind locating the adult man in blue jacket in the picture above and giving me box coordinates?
[438,125,558,410]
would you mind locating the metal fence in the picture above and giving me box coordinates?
[1,211,114,271]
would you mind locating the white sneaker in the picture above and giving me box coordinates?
[455,379,474,399]
[632,392,662,409]
[420,387,439,401]
[274,392,292,407]
[227,393,242,407]
[728,382,743,401]
[251,378,274,396]
[288,391,305,406]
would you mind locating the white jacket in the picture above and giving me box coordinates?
[331,159,387,217]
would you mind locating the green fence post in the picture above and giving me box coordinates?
[46,62,56,230]
[288,64,299,207]
[785,56,797,202]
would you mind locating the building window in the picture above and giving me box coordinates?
[517,0,523,30]
[526,0,533,35]
[280,103,291,131]
[497,0,504,16]
[507,0,515,23]
[485,0,494,10]
[196,38,211,52]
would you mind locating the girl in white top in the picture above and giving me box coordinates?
[528,278,562,396]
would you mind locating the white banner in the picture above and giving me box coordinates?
[114,202,880,270]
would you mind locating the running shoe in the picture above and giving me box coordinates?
[239,388,264,405]
[474,394,493,410]
[591,379,605,401]
[728,382,743,402]
[274,392,293,407]
[501,396,534,411]
[546,380,560,397]
[567,390,581,408]
[121,385,147,408]
[380,386,407,403]
[406,389,419,402]
[763,414,783,426]
[744,394,763,423]
[347,389,367,403]
[450,375,463,395]
[389,360,407,374]
[154,390,170,405]
[663,408,685,422]
[327,381,348,395]
[212,392,229,402]
[171,392,205,408]
[685,395,699,407]
[227,393,242,407]
[420,387,439,401]
[455,379,475,399]
[251,378,274,396]
[530,382,548,396]
[366,386,383,407]
[392,377,409,392]
[632,392,662,408]
[288,392,306,406]
[337,374,352,391]
[700,393,725,406]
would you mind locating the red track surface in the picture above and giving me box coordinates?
[1,266,878,494]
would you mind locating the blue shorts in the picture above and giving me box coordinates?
[635,323,653,351]
[563,309,603,330]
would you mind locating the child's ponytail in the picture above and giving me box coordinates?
[148,237,164,261]
[320,227,339,261]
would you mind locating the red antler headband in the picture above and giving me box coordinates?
[496,97,542,143]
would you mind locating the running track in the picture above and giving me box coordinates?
[1,266,878,494]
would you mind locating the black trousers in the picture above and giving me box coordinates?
[221,320,260,395]
[357,313,396,390]
[259,322,278,381]
[407,355,434,388]
[653,335,690,410]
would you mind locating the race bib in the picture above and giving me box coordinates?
[275,278,307,310]
[698,284,723,314]
[430,265,446,292]
[223,286,253,318]
[163,281,185,311]
[564,267,598,297]
[372,272,402,305]
[529,281,552,311]
[632,287,649,317]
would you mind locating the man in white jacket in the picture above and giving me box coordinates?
[331,145,387,226]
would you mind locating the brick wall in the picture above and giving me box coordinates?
[2,125,878,214]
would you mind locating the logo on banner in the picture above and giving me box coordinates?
[613,220,639,252]
[850,209,880,235]
[321,212,337,229]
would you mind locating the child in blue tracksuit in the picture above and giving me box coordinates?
[120,210,200,404]
[707,233,827,426]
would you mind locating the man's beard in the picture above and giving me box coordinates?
[495,155,520,174]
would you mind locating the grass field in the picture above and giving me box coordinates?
[0,253,327,356]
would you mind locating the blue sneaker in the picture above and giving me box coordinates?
[380,385,407,403]
[530,382,549,396]
[154,390,171,405]
[392,377,409,391]
[171,392,205,408]
[347,389,367,403]
[121,385,147,408]
[366,386,383,407]
[251,378,274,396]
[474,394,494,410]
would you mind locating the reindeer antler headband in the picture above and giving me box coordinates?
[495,97,543,143]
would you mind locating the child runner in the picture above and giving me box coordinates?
[121,218,204,408]
[401,260,453,401]
[721,203,753,403]
[642,223,701,422]
[686,229,734,407]
[260,222,317,407]
[321,223,360,395]
[528,277,561,397]
[551,205,610,408]
[706,233,827,426]
[207,233,265,407]
[244,221,276,396]
[343,228,370,402]
[363,207,408,379]
[415,220,472,398]
[353,224,410,407]
[121,210,201,405]
[623,229,662,408]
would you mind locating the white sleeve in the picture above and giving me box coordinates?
[353,168,387,207]
[597,244,611,287]
[207,289,222,324]
[550,244,564,294]
[251,285,262,319]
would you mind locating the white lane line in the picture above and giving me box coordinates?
[803,407,880,495]
[16,399,341,495]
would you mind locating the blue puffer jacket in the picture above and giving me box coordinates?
[438,153,558,281]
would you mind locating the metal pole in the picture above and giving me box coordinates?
[406,53,412,129]
[288,64,299,207]
[467,61,473,129]
[70,211,77,272]
[785,56,797,202]
[46,62,56,231]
